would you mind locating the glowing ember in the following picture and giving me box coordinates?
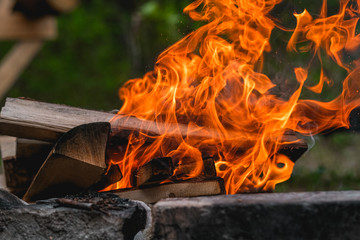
[106,0,360,194]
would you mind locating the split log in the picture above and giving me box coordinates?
[113,177,225,204]
[13,0,79,18]
[23,122,112,202]
[0,98,115,142]
[16,138,52,159]
[0,136,16,161]
[0,98,308,161]
[133,157,173,187]
[172,157,216,180]
[1,137,52,196]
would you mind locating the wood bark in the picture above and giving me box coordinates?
[23,122,111,202]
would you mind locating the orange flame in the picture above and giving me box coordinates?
[106,0,360,194]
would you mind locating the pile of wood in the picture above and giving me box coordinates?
[0,98,308,203]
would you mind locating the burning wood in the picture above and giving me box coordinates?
[0,97,308,202]
[133,157,173,187]
[172,157,217,180]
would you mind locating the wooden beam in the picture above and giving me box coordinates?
[0,41,43,100]
[113,177,225,204]
[23,122,111,202]
[0,14,57,40]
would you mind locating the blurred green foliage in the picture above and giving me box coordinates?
[2,0,194,110]
[2,0,355,109]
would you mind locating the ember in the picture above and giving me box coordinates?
[106,0,360,194]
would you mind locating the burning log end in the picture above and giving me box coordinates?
[23,122,111,202]
[278,140,308,163]
[133,157,173,187]
[172,157,217,181]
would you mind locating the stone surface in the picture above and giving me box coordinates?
[0,190,148,240]
[152,191,360,240]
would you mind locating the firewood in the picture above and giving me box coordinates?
[13,0,79,18]
[1,137,52,196]
[16,138,52,160]
[22,122,112,202]
[133,157,173,187]
[0,136,16,161]
[172,157,217,180]
[113,177,225,204]
[0,98,308,162]
[0,98,115,142]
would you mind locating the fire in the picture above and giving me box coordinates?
[105,0,360,194]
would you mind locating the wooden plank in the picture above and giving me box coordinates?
[113,177,225,204]
[0,14,57,40]
[0,41,43,100]
[23,122,111,202]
